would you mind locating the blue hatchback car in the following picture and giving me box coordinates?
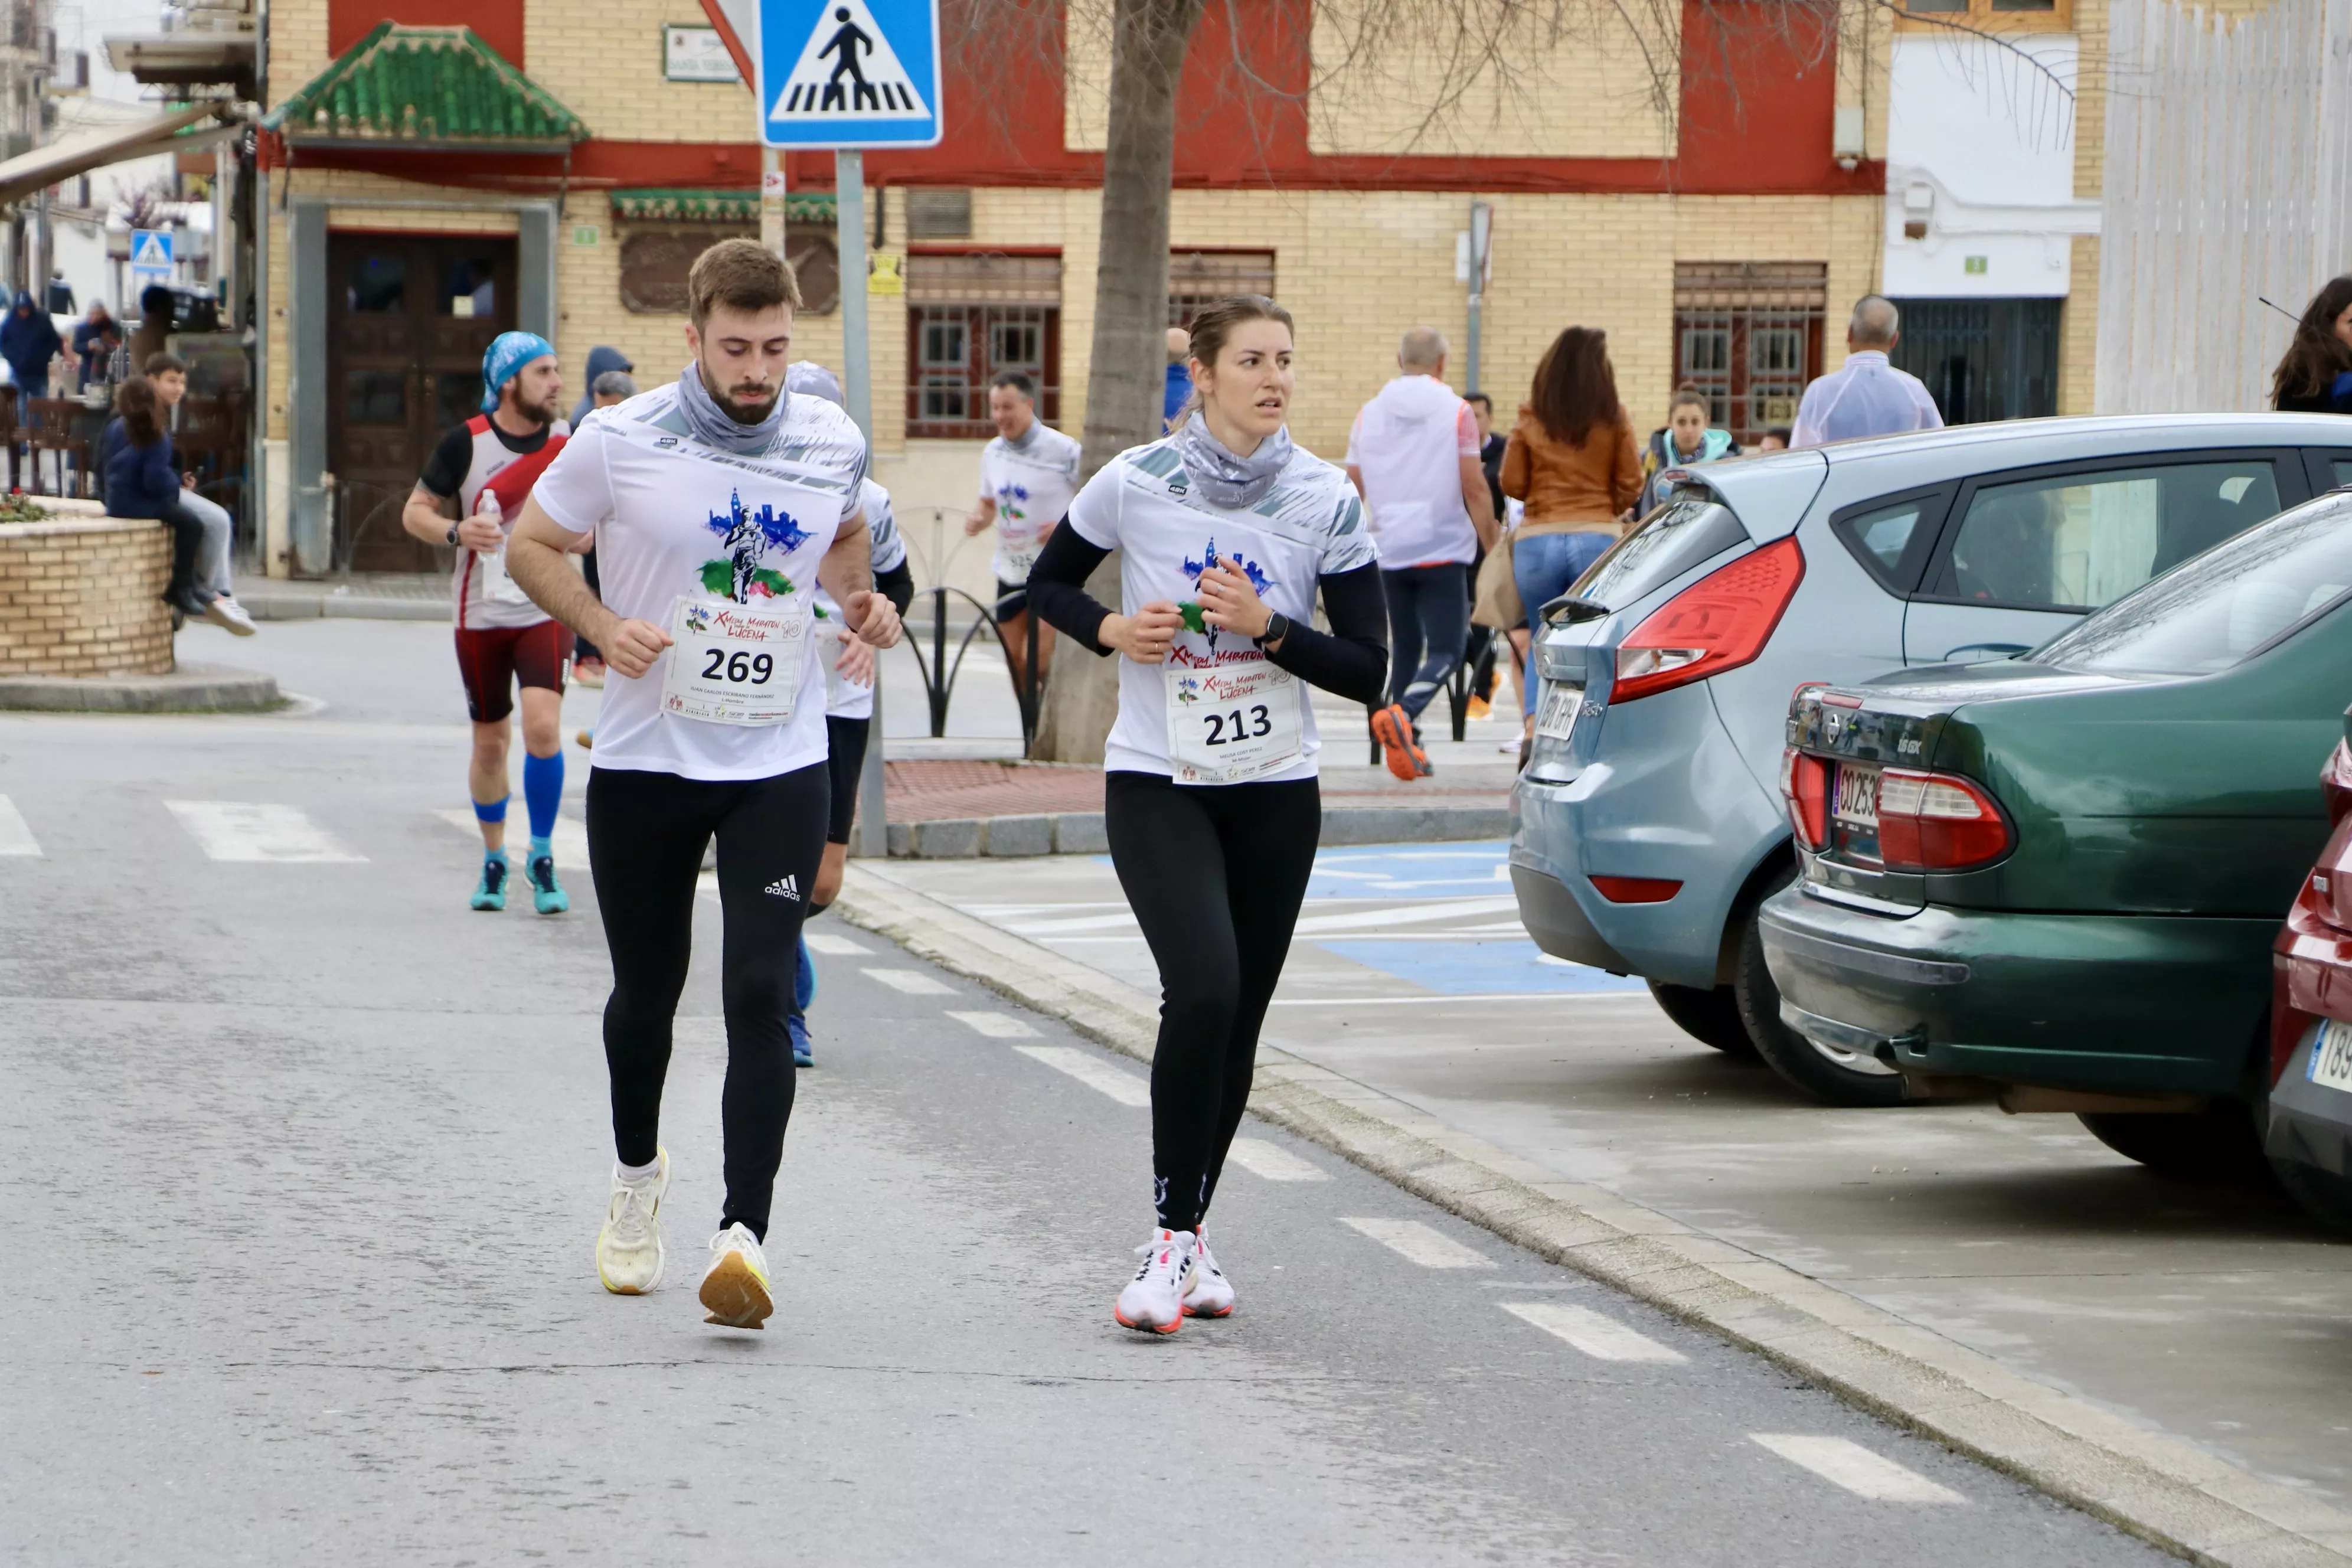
[1508,414,2352,1105]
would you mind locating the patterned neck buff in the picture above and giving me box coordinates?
[677,360,788,456]
[1172,416,1292,511]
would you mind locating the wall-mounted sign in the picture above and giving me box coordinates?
[1964,255,1989,275]
[665,24,743,83]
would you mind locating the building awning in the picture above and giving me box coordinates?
[263,23,589,153]
[104,30,257,93]
[0,101,243,209]
[609,188,837,225]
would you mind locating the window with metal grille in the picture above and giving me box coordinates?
[1671,262,1828,444]
[1168,250,1278,328]
[905,251,1063,438]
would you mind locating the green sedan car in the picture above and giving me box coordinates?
[1757,485,2352,1174]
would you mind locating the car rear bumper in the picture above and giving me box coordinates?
[1756,886,2275,1096]
[2269,1026,2352,1177]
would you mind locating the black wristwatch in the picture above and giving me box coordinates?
[445,522,462,547]
[1257,612,1290,648]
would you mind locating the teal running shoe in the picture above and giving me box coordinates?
[526,850,570,915]
[471,852,509,912]
[788,1010,814,1068]
[795,935,816,1011]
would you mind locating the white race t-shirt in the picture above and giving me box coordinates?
[979,420,1083,584]
[1064,436,1376,781]
[816,477,904,722]
[1344,374,1481,567]
[532,386,867,782]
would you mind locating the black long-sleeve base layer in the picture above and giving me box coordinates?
[1025,524,1390,708]
[1025,520,1389,1233]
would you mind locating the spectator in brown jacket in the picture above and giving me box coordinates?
[1499,326,1642,723]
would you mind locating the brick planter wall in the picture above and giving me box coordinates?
[0,517,174,678]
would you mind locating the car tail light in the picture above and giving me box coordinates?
[1875,768,2012,871]
[2323,740,2352,825]
[1779,746,1830,849]
[1612,537,1805,703]
[1590,875,1682,903]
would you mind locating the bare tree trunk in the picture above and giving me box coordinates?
[1032,0,1206,763]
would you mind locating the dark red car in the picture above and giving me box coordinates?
[2266,719,2352,1228]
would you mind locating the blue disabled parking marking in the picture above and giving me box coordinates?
[1304,841,1515,901]
[1314,939,1645,994]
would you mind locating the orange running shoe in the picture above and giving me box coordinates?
[1370,703,1432,781]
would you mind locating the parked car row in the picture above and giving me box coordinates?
[1510,413,2352,1227]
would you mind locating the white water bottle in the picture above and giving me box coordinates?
[476,489,502,548]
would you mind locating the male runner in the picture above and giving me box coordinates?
[782,360,917,1068]
[505,239,903,1331]
[400,331,578,914]
[963,370,1080,700]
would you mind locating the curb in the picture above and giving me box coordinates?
[237,592,449,623]
[0,661,282,713]
[882,803,1509,858]
[834,864,2352,1568]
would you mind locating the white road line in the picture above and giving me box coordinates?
[1499,1301,1687,1363]
[1748,1435,1966,1504]
[804,933,871,955]
[1269,992,1649,1006]
[0,795,40,856]
[1289,897,1523,936]
[1223,1137,1329,1182]
[1012,1045,1151,1106]
[1339,1217,1496,1269]
[1011,910,1142,935]
[948,1010,1037,1038]
[436,808,590,868]
[863,968,955,996]
[168,801,366,863]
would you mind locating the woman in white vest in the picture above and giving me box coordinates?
[1028,295,1390,1333]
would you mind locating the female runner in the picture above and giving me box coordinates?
[1028,295,1390,1333]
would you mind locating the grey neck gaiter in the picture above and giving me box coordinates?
[1172,417,1292,510]
[677,361,788,456]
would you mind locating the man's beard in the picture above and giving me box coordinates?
[699,361,776,425]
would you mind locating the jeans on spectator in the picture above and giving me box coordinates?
[178,488,235,600]
[157,500,213,611]
[1381,562,1469,725]
[1512,530,1615,714]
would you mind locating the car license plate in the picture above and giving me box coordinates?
[1534,681,1585,741]
[1833,762,1881,827]
[2310,1018,2352,1092]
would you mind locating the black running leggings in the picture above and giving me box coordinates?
[587,762,829,1240]
[1106,770,1322,1234]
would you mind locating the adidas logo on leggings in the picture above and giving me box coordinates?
[764,875,802,901]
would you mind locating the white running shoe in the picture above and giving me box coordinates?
[595,1148,669,1295]
[1114,1227,1195,1335]
[699,1222,775,1329]
[205,596,258,636]
[1184,1227,1235,1319]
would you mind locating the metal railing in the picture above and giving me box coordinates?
[894,505,1044,756]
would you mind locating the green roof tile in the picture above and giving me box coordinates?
[609,188,839,225]
[266,23,588,148]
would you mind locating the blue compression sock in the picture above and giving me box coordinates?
[522,750,563,842]
[473,794,508,825]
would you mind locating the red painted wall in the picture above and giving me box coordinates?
[328,1,527,69]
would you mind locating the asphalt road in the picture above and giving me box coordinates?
[0,619,2171,1564]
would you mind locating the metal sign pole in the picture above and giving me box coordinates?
[839,150,888,859]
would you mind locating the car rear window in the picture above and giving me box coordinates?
[1567,499,1748,610]
[2030,491,2352,676]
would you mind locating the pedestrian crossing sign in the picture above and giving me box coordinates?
[131,228,172,267]
[757,0,940,149]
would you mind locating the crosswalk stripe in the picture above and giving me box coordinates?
[1289,897,1523,937]
[863,968,955,996]
[805,933,871,956]
[948,1010,1037,1038]
[1499,1300,1686,1363]
[1223,1137,1329,1182]
[1748,1435,1965,1503]
[166,801,365,863]
[1012,1045,1150,1106]
[436,808,590,869]
[0,795,40,856]
[1339,1216,1495,1269]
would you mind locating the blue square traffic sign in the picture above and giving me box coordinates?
[757,0,941,149]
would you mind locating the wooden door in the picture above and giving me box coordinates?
[327,234,519,573]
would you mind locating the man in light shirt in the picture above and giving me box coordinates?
[1344,326,1498,781]
[1791,295,1943,448]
